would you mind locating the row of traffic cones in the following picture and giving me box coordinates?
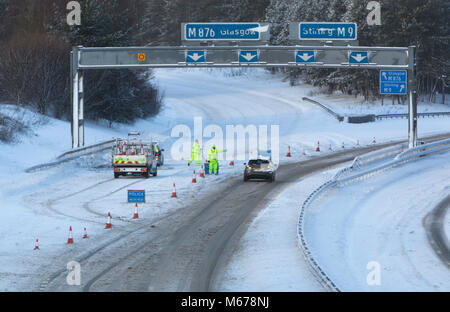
[34,208,139,249]
[286,137,377,156]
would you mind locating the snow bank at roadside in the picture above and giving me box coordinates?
[304,151,450,291]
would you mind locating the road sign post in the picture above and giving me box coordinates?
[408,46,418,148]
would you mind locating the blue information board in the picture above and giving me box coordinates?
[299,23,357,40]
[185,23,261,41]
[128,190,145,203]
[380,70,407,95]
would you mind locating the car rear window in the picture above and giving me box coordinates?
[249,159,270,165]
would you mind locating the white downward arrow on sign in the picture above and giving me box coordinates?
[298,53,314,62]
[351,53,367,63]
[188,53,204,62]
[241,53,257,61]
[400,85,405,92]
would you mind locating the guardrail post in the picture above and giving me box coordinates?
[408,46,418,148]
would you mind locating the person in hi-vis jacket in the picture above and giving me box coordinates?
[207,145,227,175]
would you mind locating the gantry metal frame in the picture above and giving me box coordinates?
[70,44,417,148]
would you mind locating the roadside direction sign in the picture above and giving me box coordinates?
[186,50,205,63]
[380,70,407,95]
[239,50,258,63]
[128,190,145,203]
[184,23,266,41]
[349,51,369,64]
[296,51,315,63]
[298,22,357,40]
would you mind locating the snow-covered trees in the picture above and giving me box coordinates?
[265,0,449,101]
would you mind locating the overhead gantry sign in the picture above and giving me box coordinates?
[70,22,417,149]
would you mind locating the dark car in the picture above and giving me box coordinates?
[243,158,276,182]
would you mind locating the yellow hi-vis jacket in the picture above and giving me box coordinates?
[207,147,227,161]
[192,142,201,157]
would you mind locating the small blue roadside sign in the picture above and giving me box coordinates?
[186,51,205,63]
[185,23,261,41]
[380,70,407,95]
[299,23,357,40]
[296,51,315,63]
[239,50,258,63]
[128,190,145,203]
[349,51,369,64]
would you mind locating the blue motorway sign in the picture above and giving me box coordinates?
[128,190,145,203]
[349,51,369,64]
[186,51,205,63]
[296,51,315,63]
[380,70,407,95]
[184,23,262,41]
[239,50,258,63]
[299,23,357,40]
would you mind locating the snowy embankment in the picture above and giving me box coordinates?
[304,150,450,291]
[0,68,448,291]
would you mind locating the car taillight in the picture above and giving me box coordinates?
[141,168,147,172]
[114,168,119,172]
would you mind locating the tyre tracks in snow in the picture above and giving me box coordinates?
[423,193,450,269]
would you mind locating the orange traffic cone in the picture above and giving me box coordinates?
[171,183,177,197]
[372,137,376,144]
[316,141,321,152]
[192,170,197,183]
[133,203,139,219]
[286,146,292,157]
[83,227,88,239]
[34,238,39,250]
[302,148,306,155]
[67,226,74,244]
[200,165,205,178]
[105,212,112,229]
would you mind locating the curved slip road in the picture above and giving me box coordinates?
[45,134,450,292]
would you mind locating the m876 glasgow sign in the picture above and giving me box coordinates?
[182,23,270,41]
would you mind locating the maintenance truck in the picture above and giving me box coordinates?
[112,132,159,178]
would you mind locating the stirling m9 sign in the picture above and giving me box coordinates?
[299,22,357,40]
[182,23,270,42]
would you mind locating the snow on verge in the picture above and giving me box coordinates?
[304,151,450,291]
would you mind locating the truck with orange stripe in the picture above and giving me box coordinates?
[112,134,158,179]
